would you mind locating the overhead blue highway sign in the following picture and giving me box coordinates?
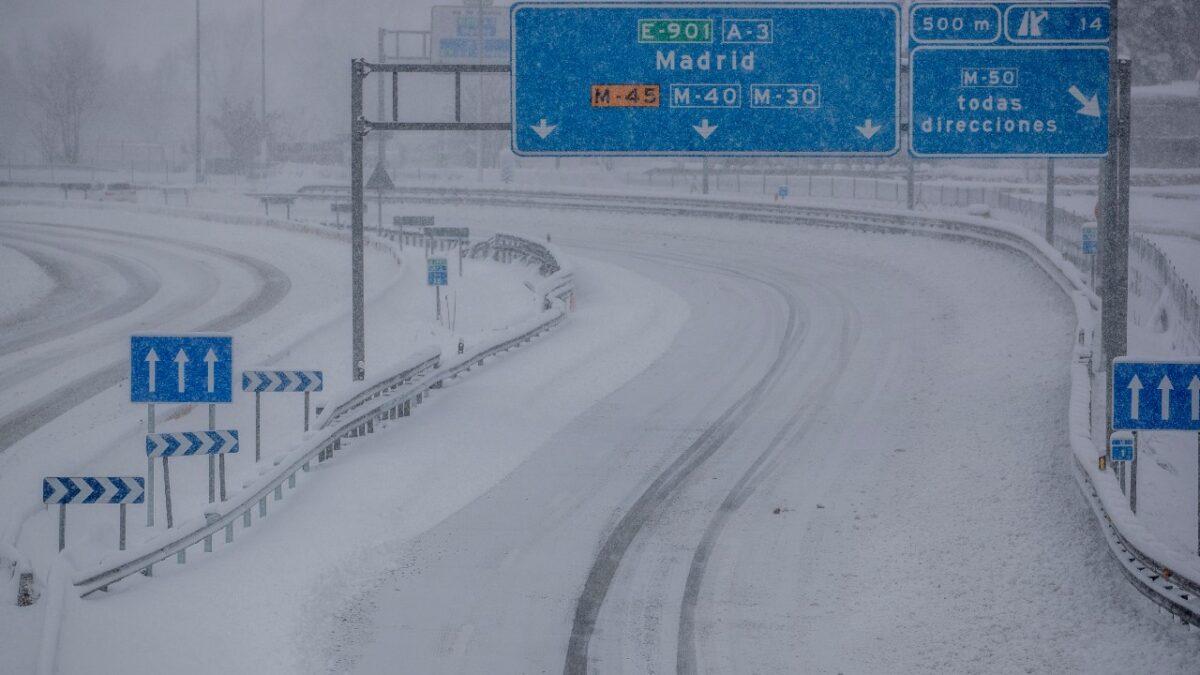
[1112,359,1200,432]
[43,477,145,505]
[511,3,901,156]
[131,335,233,404]
[909,2,1109,158]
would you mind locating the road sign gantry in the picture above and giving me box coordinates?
[511,2,901,156]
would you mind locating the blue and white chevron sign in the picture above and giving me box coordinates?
[241,370,324,393]
[146,430,240,457]
[43,477,145,505]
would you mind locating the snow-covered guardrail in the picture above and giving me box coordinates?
[386,184,1200,627]
[62,232,570,598]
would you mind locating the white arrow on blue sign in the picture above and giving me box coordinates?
[43,477,145,504]
[242,370,324,393]
[131,335,233,404]
[146,430,240,457]
[428,258,449,286]
[1112,359,1200,431]
[909,2,1110,157]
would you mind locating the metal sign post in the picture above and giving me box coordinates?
[428,258,449,320]
[511,3,901,156]
[146,430,239,547]
[43,477,145,552]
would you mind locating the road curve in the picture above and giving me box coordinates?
[0,218,291,453]
[333,204,1200,674]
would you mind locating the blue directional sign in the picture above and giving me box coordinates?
[1112,359,1200,431]
[511,3,901,156]
[1081,224,1098,254]
[909,2,1109,157]
[1109,433,1134,462]
[428,258,448,286]
[146,430,240,457]
[43,477,145,504]
[242,370,324,393]
[130,335,233,404]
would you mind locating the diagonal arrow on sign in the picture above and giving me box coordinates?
[1069,85,1101,118]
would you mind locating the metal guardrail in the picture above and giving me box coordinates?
[66,233,571,597]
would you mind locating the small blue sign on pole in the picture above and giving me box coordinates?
[511,3,901,156]
[909,2,1109,157]
[1109,432,1135,463]
[428,258,449,286]
[1081,224,1098,254]
[131,335,233,404]
[777,185,789,200]
[1112,358,1200,431]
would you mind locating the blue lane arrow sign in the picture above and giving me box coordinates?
[131,335,233,404]
[1112,359,1200,431]
[242,370,324,393]
[428,258,449,286]
[908,2,1109,158]
[43,477,145,504]
[511,3,901,156]
[146,430,240,457]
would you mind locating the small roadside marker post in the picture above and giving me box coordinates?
[43,477,145,552]
[242,370,325,462]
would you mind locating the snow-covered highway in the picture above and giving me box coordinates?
[309,205,1200,674]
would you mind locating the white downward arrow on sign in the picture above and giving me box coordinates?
[173,349,189,393]
[1159,375,1174,421]
[530,119,557,139]
[692,119,718,140]
[1190,375,1200,422]
[856,119,882,140]
[1069,85,1101,118]
[1128,374,1143,420]
[145,348,159,393]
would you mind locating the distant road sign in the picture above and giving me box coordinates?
[1109,432,1135,462]
[909,2,1109,157]
[1112,359,1200,431]
[43,477,145,504]
[130,335,233,404]
[428,258,449,286]
[511,3,901,156]
[146,431,240,457]
[1081,224,1098,254]
[424,226,470,240]
[432,4,510,64]
[242,370,324,393]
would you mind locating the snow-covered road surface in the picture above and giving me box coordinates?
[318,207,1200,673]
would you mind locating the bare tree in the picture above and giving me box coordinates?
[22,25,105,164]
[209,98,275,174]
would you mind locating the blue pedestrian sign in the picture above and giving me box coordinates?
[130,335,233,404]
[1081,224,1097,254]
[1109,432,1134,463]
[1112,359,1200,431]
[511,3,901,156]
[427,258,448,286]
[909,2,1109,157]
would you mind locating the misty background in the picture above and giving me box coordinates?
[0,0,1197,171]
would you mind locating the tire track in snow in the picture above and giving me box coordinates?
[562,246,809,675]
[0,218,291,454]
